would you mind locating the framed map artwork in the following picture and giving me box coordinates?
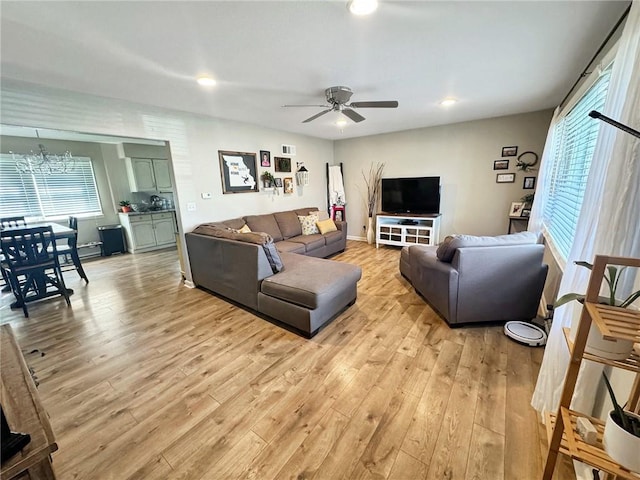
[218,150,258,194]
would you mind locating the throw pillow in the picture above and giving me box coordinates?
[298,213,320,235]
[238,224,252,233]
[316,218,337,235]
[436,235,458,262]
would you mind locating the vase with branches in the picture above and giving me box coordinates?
[362,162,384,244]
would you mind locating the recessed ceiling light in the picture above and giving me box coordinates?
[440,98,457,106]
[348,0,378,16]
[196,75,217,87]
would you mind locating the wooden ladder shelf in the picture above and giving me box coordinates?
[542,255,640,479]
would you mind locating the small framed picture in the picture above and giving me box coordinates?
[274,177,283,188]
[260,150,271,167]
[509,202,525,217]
[521,208,531,218]
[274,157,291,172]
[494,159,509,170]
[496,173,516,183]
[502,146,518,157]
[283,177,293,194]
[523,176,536,189]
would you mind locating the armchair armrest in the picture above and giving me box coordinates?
[408,246,459,322]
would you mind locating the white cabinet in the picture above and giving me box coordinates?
[119,212,177,253]
[376,214,441,248]
[125,157,173,192]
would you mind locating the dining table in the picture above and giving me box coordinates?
[1,222,78,308]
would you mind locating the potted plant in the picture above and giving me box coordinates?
[362,162,384,244]
[119,200,132,213]
[261,171,275,188]
[521,193,534,208]
[601,372,640,472]
[556,260,640,359]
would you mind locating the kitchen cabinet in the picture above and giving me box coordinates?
[118,211,177,253]
[125,157,173,192]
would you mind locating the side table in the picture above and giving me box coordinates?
[508,215,529,234]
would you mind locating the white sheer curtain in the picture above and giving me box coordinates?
[531,0,640,416]
[527,107,559,233]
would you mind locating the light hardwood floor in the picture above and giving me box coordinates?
[0,241,574,479]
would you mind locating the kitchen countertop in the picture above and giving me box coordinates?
[119,209,176,216]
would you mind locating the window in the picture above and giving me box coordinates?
[0,155,103,219]
[542,66,613,260]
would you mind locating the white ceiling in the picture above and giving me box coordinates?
[0,1,629,141]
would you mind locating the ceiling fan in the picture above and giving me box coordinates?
[283,86,398,123]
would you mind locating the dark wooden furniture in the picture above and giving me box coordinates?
[0,226,71,317]
[0,217,27,229]
[0,324,58,479]
[49,217,88,283]
[508,215,529,234]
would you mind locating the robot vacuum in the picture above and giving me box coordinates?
[504,321,547,347]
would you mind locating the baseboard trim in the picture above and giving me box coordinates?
[346,235,367,242]
[183,280,195,289]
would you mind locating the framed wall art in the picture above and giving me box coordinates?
[523,176,536,189]
[218,150,258,194]
[283,177,293,194]
[274,177,283,188]
[496,173,515,183]
[260,150,271,167]
[494,159,509,170]
[502,146,518,157]
[274,156,291,172]
[509,202,525,217]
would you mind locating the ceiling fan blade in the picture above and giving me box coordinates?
[283,104,330,108]
[302,109,333,123]
[349,101,399,108]
[342,108,366,123]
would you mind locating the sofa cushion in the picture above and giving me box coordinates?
[261,253,362,309]
[245,214,284,241]
[436,231,540,263]
[317,218,337,235]
[310,210,331,221]
[298,213,320,235]
[274,211,302,239]
[275,240,306,254]
[288,234,325,252]
[294,207,319,217]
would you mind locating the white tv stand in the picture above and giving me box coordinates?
[376,213,441,248]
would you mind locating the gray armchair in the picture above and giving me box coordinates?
[400,232,548,326]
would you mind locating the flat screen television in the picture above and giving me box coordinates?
[381,176,440,214]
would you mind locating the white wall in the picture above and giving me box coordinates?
[1,80,334,282]
[334,109,553,240]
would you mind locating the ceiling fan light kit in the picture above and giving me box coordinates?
[285,86,398,124]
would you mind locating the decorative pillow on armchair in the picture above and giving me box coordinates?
[298,213,320,235]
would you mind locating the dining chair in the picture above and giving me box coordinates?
[0,216,27,228]
[1,226,71,318]
[0,217,25,292]
[50,216,89,283]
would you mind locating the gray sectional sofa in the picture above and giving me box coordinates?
[185,207,362,337]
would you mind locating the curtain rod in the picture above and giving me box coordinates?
[558,3,631,109]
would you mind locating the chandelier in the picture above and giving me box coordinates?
[12,143,75,175]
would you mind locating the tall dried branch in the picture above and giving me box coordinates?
[362,162,385,217]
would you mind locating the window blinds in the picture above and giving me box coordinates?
[542,67,612,260]
[0,155,103,219]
